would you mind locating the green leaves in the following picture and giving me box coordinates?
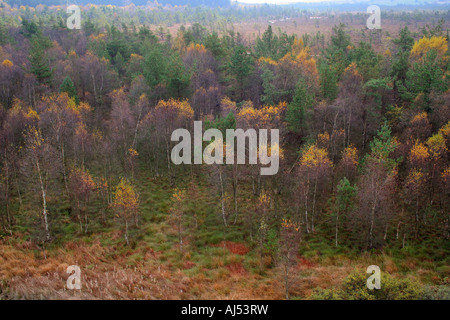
[29,35,53,86]
[59,76,79,105]
[285,79,314,134]
[143,44,191,100]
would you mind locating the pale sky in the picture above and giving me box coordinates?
[233,0,354,3]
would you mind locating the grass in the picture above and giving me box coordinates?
[0,164,448,299]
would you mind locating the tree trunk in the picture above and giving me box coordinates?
[36,159,50,241]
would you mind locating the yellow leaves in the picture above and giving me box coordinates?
[75,122,88,139]
[89,33,106,41]
[171,188,186,204]
[92,128,103,142]
[342,145,358,167]
[25,126,44,150]
[237,101,286,129]
[187,43,207,54]
[130,53,143,60]
[279,48,318,80]
[384,49,392,57]
[258,56,277,66]
[170,188,186,217]
[220,97,237,116]
[112,178,139,216]
[343,62,360,78]
[300,144,332,170]
[405,168,426,191]
[410,36,448,60]
[410,112,428,125]
[258,141,284,161]
[1,59,13,67]
[128,148,138,158]
[25,107,39,121]
[409,140,430,164]
[155,98,194,121]
[426,133,447,159]
[317,132,330,148]
[258,190,271,207]
[439,121,450,139]
[442,166,450,182]
[68,50,77,59]
[290,37,304,56]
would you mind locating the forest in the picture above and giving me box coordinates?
[0,2,449,300]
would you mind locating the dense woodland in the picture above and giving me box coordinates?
[0,3,449,299]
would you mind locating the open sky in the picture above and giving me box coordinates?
[233,0,358,3]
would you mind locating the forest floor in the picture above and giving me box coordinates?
[0,167,448,300]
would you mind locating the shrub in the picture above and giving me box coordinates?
[422,279,450,300]
[309,271,424,300]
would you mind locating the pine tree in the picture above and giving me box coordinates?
[229,45,253,101]
[0,20,8,45]
[59,76,79,105]
[286,79,314,134]
[29,36,53,86]
[318,61,338,101]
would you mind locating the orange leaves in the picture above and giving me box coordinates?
[171,188,186,204]
[290,37,304,56]
[281,218,300,233]
[410,36,448,60]
[442,166,450,182]
[343,62,361,79]
[237,101,286,129]
[128,148,138,158]
[278,48,319,86]
[186,43,207,55]
[258,190,271,208]
[409,140,430,166]
[69,167,96,198]
[1,59,13,67]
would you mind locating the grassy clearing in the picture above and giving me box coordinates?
[0,165,448,299]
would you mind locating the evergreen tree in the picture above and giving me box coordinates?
[0,20,8,45]
[318,60,338,101]
[229,45,253,101]
[286,79,314,134]
[29,35,53,86]
[59,76,80,105]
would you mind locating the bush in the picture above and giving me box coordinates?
[309,270,424,300]
[422,279,450,300]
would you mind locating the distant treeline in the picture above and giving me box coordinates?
[3,0,232,8]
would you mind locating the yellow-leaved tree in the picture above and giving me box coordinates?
[112,178,139,245]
